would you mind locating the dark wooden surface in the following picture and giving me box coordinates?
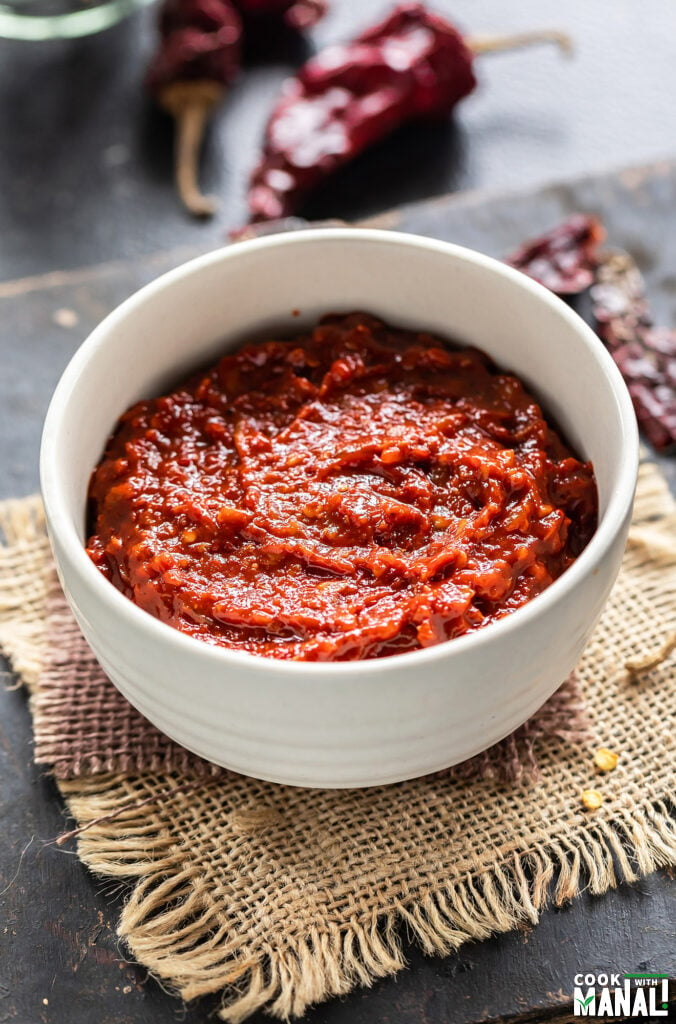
[2,0,676,281]
[1,0,676,1019]
[1,161,675,1024]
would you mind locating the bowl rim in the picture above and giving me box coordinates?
[40,227,639,677]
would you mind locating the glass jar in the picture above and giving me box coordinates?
[0,0,152,40]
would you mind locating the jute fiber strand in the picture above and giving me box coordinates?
[0,460,675,1022]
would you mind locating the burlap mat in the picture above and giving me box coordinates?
[1,460,675,1022]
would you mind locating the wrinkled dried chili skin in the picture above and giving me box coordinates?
[86,314,597,662]
[506,214,605,295]
[146,0,242,91]
[590,250,676,452]
[247,3,477,222]
[507,217,676,453]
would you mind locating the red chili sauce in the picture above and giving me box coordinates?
[86,313,597,661]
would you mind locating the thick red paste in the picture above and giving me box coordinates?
[86,313,597,661]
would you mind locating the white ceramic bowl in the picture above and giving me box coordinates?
[40,229,638,788]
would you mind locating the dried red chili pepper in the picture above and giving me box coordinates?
[246,3,570,223]
[506,214,605,295]
[508,217,676,453]
[146,0,243,217]
[590,250,676,453]
[233,0,326,30]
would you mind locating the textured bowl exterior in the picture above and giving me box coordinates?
[40,230,638,788]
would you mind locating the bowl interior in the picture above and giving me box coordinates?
[42,230,634,554]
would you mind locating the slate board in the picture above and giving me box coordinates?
[0,160,674,1024]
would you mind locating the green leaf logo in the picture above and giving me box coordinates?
[576,996,594,1008]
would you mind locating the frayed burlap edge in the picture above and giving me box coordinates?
[60,777,675,1023]
[0,495,51,689]
[1,460,675,1023]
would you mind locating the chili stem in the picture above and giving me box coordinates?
[159,80,224,219]
[175,102,218,217]
[469,29,572,57]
